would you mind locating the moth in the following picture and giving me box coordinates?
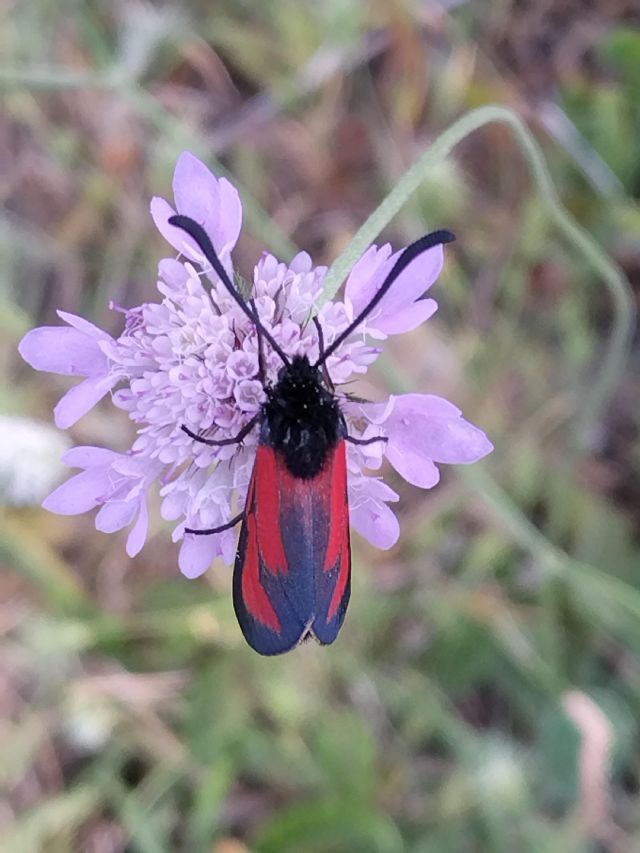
[170,214,454,654]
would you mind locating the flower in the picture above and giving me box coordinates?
[19,312,118,429]
[19,151,493,577]
[42,446,161,557]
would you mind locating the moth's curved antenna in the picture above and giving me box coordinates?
[168,214,290,366]
[315,229,455,367]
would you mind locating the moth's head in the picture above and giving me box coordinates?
[273,353,325,394]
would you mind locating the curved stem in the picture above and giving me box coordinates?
[319,104,634,448]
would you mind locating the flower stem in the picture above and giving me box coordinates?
[319,104,634,450]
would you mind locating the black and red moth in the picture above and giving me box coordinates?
[169,214,454,655]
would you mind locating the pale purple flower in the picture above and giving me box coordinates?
[149,151,242,271]
[19,151,493,577]
[42,446,160,557]
[19,312,118,429]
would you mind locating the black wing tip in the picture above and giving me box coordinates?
[242,628,309,657]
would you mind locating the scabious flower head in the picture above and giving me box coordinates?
[19,152,493,578]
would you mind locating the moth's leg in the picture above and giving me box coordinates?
[345,434,388,446]
[181,414,260,447]
[185,512,244,536]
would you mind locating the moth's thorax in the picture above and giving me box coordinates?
[261,355,344,479]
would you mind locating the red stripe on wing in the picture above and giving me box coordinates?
[327,540,350,622]
[240,512,281,632]
[237,458,282,632]
[323,440,349,573]
[254,447,288,575]
[323,442,351,623]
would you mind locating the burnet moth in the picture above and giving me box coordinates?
[169,214,454,655]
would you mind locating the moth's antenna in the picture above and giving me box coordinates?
[315,230,455,367]
[168,214,290,366]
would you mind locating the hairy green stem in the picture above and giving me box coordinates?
[319,104,634,448]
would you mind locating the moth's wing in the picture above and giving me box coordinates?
[233,446,312,655]
[308,440,351,645]
[233,443,351,655]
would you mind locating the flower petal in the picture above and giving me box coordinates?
[379,244,444,310]
[150,196,202,260]
[56,311,111,341]
[375,298,438,336]
[414,417,494,464]
[126,499,149,557]
[19,326,108,376]
[383,393,493,484]
[350,498,400,550]
[54,374,118,429]
[345,245,391,314]
[173,152,242,255]
[62,446,120,469]
[95,499,139,533]
[158,258,190,292]
[383,393,462,422]
[179,534,220,579]
[345,242,445,335]
[386,443,440,488]
[289,251,312,273]
[42,468,110,514]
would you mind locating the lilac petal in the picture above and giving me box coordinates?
[158,258,190,290]
[150,196,201,259]
[161,491,184,521]
[414,417,494,464]
[56,311,111,341]
[386,443,440,488]
[110,455,147,477]
[345,242,445,335]
[375,298,438,336]
[43,468,110,514]
[289,251,312,273]
[378,245,444,311]
[216,177,243,253]
[126,499,149,557]
[385,393,462,421]
[19,327,107,377]
[349,397,395,426]
[383,394,493,485]
[173,152,242,254]
[95,499,139,533]
[345,245,390,314]
[63,446,120,469]
[179,534,220,579]
[350,499,400,550]
[389,394,493,463]
[54,374,118,429]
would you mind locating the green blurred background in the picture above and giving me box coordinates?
[2,1,640,851]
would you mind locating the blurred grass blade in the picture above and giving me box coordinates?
[1,514,91,614]
[0,786,99,853]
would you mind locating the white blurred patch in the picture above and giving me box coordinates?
[0,415,70,506]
